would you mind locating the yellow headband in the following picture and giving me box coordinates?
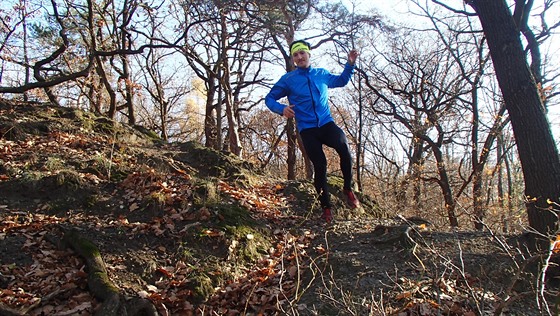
[290,42,310,56]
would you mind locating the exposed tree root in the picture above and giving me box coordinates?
[0,301,41,316]
[61,228,159,316]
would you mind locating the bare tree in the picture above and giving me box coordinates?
[360,28,475,227]
[166,0,267,156]
[0,0,182,120]
[135,48,192,141]
[410,1,514,229]
[455,0,560,247]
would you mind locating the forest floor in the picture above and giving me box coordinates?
[0,100,554,315]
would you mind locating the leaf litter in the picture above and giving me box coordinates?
[0,102,545,315]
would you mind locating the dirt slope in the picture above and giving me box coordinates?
[0,100,546,315]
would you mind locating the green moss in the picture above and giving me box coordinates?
[192,179,220,206]
[94,117,117,134]
[147,191,167,206]
[215,205,270,262]
[281,180,318,217]
[55,169,84,189]
[191,273,214,303]
[176,244,196,262]
[84,194,99,208]
[87,153,129,182]
[109,169,129,182]
[176,141,263,188]
[216,204,256,227]
[44,157,65,172]
[90,153,112,177]
[65,230,102,258]
[58,107,97,132]
[326,175,345,190]
[225,224,271,262]
[78,112,99,132]
[133,125,161,141]
[91,270,119,289]
[18,171,45,189]
[224,224,256,239]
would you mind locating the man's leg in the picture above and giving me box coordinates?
[320,122,360,208]
[320,122,353,190]
[300,128,331,209]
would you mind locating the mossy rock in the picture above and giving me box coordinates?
[133,125,161,141]
[19,169,85,192]
[0,121,27,141]
[84,153,130,182]
[0,120,55,140]
[59,107,98,132]
[0,169,98,214]
[93,117,117,134]
[0,102,66,140]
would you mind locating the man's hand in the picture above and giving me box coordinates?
[283,105,295,119]
[348,49,359,65]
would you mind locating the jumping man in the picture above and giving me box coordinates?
[265,40,360,223]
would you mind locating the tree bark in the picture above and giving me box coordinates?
[204,83,218,149]
[431,142,459,227]
[287,118,297,180]
[471,0,560,246]
[219,12,243,157]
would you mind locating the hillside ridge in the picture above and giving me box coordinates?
[0,100,541,315]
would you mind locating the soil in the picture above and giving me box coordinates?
[0,100,552,315]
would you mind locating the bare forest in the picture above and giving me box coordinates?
[1,0,560,315]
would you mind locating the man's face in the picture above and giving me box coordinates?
[292,50,310,68]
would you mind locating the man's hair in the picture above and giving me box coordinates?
[289,40,311,53]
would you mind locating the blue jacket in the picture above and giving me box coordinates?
[265,63,355,132]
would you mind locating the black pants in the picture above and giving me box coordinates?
[300,122,353,209]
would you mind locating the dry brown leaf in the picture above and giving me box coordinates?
[395,291,412,300]
[129,202,140,211]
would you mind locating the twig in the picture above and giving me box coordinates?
[243,281,260,315]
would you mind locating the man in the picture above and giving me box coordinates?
[265,39,360,223]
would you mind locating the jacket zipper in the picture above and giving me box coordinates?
[306,74,319,127]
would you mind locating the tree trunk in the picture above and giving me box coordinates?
[496,132,507,232]
[431,142,458,227]
[356,70,364,191]
[471,0,560,245]
[22,1,30,103]
[96,56,117,120]
[287,118,296,180]
[285,47,297,181]
[473,105,508,230]
[219,13,243,157]
[204,81,218,149]
[121,56,136,126]
[296,132,313,179]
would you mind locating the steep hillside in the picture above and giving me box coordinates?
[0,100,546,315]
